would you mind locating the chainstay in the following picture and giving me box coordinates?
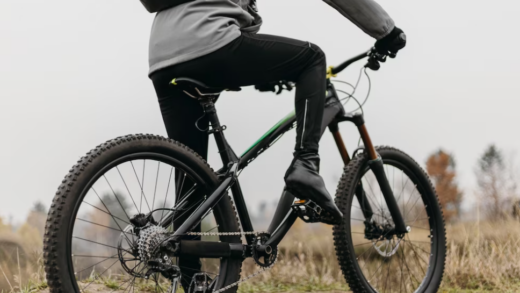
[181,230,276,293]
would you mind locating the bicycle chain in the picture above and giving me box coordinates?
[168,230,276,293]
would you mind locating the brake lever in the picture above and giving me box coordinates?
[365,57,380,71]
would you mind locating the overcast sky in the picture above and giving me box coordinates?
[1,0,519,223]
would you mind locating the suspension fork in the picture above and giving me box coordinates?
[330,117,408,235]
[329,123,374,221]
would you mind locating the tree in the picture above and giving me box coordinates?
[32,201,47,214]
[426,150,463,221]
[23,201,49,238]
[475,145,517,220]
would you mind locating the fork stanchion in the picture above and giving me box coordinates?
[358,122,408,235]
[358,124,378,160]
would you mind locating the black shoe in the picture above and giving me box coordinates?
[284,152,343,224]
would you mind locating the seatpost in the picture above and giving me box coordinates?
[200,98,234,165]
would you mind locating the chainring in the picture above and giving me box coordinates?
[252,233,278,268]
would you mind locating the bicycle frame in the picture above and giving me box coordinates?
[163,50,408,259]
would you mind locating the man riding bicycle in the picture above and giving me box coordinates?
[148,0,406,225]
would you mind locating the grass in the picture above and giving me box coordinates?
[3,219,520,292]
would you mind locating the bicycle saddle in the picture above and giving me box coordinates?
[171,77,241,95]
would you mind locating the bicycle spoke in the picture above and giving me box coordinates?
[103,175,132,220]
[176,171,187,199]
[141,160,146,212]
[405,239,431,255]
[352,205,386,219]
[383,248,391,292]
[405,187,421,220]
[395,177,410,207]
[74,252,122,275]
[76,218,136,236]
[81,201,130,224]
[176,183,198,210]
[404,237,429,265]
[115,264,148,293]
[407,224,430,231]
[367,258,385,285]
[360,244,376,272]
[81,258,121,291]
[160,166,174,223]
[152,162,161,211]
[130,161,151,213]
[363,177,385,215]
[354,241,374,247]
[73,236,132,253]
[405,240,426,277]
[396,241,411,293]
[116,166,140,212]
[400,242,421,286]
[91,187,134,245]
[73,255,121,259]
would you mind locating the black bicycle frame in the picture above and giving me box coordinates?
[164,50,408,259]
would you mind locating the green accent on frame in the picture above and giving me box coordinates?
[241,110,296,156]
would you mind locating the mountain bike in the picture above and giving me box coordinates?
[43,48,446,293]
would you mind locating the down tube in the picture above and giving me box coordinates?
[239,91,344,170]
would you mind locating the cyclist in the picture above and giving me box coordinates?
[149,0,406,224]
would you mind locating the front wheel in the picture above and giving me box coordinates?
[333,146,446,293]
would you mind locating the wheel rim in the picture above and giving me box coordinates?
[347,158,438,293]
[68,153,232,292]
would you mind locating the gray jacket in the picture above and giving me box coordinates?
[148,0,394,75]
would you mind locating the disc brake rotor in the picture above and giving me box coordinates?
[373,238,400,257]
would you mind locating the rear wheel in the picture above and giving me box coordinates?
[44,134,242,293]
[333,146,446,293]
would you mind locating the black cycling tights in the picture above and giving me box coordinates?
[150,33,327,159]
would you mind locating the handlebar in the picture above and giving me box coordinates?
[329,50,370,76]
[329,48,396,76]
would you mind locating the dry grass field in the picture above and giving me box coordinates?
[2,218,520,292]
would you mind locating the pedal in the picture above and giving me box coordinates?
[187,273,217,293]
[291,200,338,225]
[291,200,322,223]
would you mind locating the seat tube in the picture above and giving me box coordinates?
[201,100,234,164]
[356,117,408,235]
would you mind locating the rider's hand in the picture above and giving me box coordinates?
[374,27,406,56]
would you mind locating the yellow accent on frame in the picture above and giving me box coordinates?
[326,66,337,79]
[170,78,177,85]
